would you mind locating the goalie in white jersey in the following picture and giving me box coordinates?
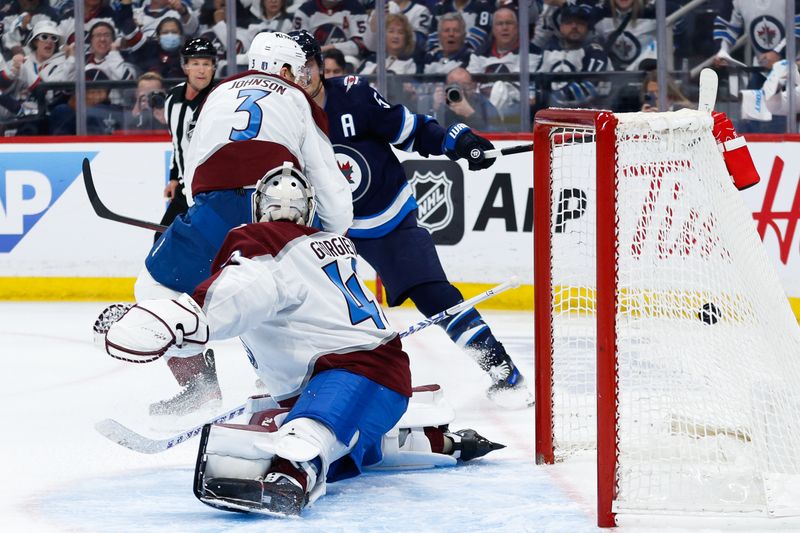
[106,163,503,516]
[131,31,353,418]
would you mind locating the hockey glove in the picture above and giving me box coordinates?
[443,123,496,171]
[105,293,210,363]
[712,111,760,191]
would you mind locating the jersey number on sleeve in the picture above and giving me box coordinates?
[323,260,386,330]
[229,89,271,142]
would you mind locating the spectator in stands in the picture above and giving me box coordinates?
[198,0,251,77]
[360,12,419,75]
[323,48,347,77]
[467,7,541,126]
[539,3,609,108]
[429,0,494,53]
[1,0,59,51]
[85,19,137,81]
[123,16,186,78]
[48,67,124,134]
[124,71,168,131]
[430,66,501,131]
[0,19,74,117]
[363,1,431,63]
[293,0,369,61]
[533,0,603,50]
[134,0,198,40]
[639,70,691,112]
[423,12,471,74]
[56,0,119,45]
[246,0,292,35]
[595,0,658,71]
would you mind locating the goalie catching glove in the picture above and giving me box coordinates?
[443,123,496,171]
[105,293,210,363]
[712,111,760,191]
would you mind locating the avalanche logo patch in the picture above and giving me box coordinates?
[0,151,98,253]
[403,159,464,245]
[333,144,371,202]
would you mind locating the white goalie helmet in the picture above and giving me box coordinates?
[252,162,316,226]
[247,31,310,87]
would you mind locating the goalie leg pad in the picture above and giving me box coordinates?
[133,265,182,301]
[105,293,209,363]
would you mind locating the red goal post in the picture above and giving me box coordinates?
[533,108,800,527]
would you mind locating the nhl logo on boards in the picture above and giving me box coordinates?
[404,160,464,245]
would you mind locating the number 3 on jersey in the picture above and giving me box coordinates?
[323,259,386,330]
[229,88,271,141]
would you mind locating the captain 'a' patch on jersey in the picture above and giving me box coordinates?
[334,143,371,202]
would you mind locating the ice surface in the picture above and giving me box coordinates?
[3,303,800,532]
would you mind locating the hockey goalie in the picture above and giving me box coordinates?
[104,162,504,516]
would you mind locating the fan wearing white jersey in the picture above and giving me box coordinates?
[105,164,503,516]
[132,31,353,419]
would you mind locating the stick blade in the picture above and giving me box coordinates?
[698,68,718,113]
[94,418,167,454]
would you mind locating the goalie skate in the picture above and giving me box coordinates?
[446,428,506,462]
[149,349,221,417]
[199,475,306,517]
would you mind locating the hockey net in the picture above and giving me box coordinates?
[533,108,800,526]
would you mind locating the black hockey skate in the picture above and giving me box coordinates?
[198,475,306,516]
[149,349,222,416]
[446,429,505,462]
[486,356,534,407]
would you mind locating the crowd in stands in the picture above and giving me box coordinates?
[0,0,789,135]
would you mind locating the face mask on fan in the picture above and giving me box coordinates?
[159,33,182,52]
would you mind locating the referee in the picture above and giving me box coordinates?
[155,38,217,242]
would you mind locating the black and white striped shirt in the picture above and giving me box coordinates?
[165,80,215,183]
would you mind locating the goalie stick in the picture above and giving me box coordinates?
[95,277,521,454]
[697,68,718,114]
[82,158,169,232]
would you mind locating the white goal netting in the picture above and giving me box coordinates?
[543,109,800,516]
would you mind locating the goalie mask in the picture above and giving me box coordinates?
[252,162,316,226]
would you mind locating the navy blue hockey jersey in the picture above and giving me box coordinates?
[324,75,449,239]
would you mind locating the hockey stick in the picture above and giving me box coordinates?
[94,276,521,454]
[697,68,718,114]
[82,158,169,232]
[484,144,533,159]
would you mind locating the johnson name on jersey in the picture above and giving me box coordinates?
[183,70,353,236]
[193,221,412,402]
[323,75,448,238]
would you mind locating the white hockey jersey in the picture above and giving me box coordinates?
[714,0,800,57]
[595,10,657,70]
[193,221,412,402]
[183,71,353,236]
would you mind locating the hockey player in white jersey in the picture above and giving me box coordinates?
[131,31,353,418]
[105,163,503,516]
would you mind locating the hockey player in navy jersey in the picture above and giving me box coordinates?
[289,30,531,405]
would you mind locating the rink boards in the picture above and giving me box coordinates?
[0,133,798,315]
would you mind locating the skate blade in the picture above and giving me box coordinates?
[199,496,302,518]
[487,386,535,410]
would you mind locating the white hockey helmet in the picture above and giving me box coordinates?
[252,162,316,226]
[27,20,62,51]
[247,31,310,87]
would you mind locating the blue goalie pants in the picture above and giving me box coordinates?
[284,369,409,482]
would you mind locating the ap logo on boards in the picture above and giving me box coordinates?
[0,152,97,253]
